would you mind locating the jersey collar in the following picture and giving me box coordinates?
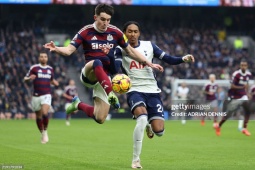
[93,22,105,33]
[133,40,140,48]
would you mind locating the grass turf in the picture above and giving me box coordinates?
[0,119,255,170]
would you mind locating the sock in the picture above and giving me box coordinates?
[243,113,250,129]
[133,114,147,162]
[36,118,44,133]
[219,119,226,127]
[42,115,49,130]
[238,120,243,129]
[78,102,94,118]
[93,59,112,95]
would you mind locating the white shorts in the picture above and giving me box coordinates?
[80,67,110,105]
[227,95,248,112]
[31,94,52,112]
[208,100,218,108]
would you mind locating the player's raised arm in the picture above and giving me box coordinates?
[43,41,76,56]
[123,44,164,72]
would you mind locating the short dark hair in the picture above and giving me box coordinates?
[95,4,114,16]
[123,21,141,32]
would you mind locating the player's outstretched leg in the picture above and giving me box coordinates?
[66,96,80,114]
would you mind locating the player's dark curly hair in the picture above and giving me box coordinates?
[122,21,141,32]
[95,4,114,16]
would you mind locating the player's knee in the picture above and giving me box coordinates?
[92,59,103,69]
[154,129,165,137]
[136,114,148,127]
[94,114,107,124]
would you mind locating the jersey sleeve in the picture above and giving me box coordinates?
[117,31,128,49]
[26,66,36,77]
[70,29,85,49]
[151,42,183,65]
[114,47,123,73]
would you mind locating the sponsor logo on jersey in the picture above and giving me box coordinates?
[107,34,113,41]
[38,73,51,79]
[92,42,114,49]
[129,60,146,69]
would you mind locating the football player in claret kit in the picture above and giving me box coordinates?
[24,50,59,144]
[215,60,252,136]
[63,79,78,126]
[202,74,219,127]
[44,4,162,125]
[104,21,195,169]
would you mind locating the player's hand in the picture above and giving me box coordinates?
[43,41,56,52]
[147,63,164,72]
[101,47,110,54]
[182,54,195,63]
[30,74,36,80]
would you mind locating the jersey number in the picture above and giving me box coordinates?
[157,104,163,113]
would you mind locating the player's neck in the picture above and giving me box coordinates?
[130,42,139,48]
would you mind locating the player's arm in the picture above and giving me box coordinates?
[23,74,36,83]
[63,93,73,100]
[152,43,195,64]
[51,79,59,86]
[43,41,76,56]
[123,44,164,72]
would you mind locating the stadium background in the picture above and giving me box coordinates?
[0,1,255,120]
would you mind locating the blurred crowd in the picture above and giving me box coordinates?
[0,27,69,120]
[0,23,254,119]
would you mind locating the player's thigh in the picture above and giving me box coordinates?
[39,94,52,115]
[31,96,42,112]
[84,60,97,82]
[133,106,147,118]
[93,97,110,119]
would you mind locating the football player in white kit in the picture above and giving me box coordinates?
[105,21,195,169]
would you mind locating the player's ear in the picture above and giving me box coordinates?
[94,15,97,21]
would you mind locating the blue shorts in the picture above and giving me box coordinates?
[126,91,164,122]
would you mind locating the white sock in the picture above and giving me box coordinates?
[133,115,147,162]
[238,120,244,129]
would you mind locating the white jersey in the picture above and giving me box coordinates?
[115,41,162,93]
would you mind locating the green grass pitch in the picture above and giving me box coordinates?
[0,119,255,170]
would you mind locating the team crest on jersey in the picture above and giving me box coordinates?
[107,34,113,41]
[38,69,42,73]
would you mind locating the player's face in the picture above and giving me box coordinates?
[94,13,111,32]
[209,75,215,82]
[69,80,75,86]
[39,53,48,65]
[240,62,248,73]
[124,24,140,46]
